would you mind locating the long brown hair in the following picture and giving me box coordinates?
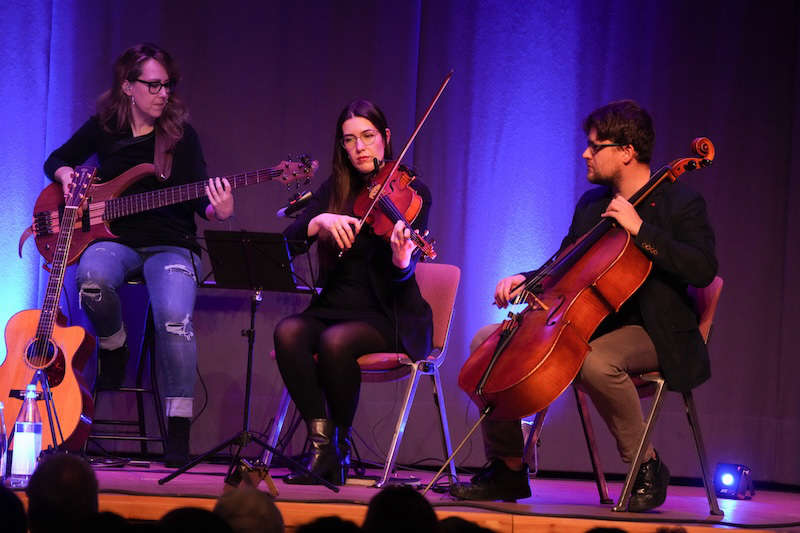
[97,43,187,150]
[329,100,392,213]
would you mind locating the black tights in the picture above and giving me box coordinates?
[273,315,392,427]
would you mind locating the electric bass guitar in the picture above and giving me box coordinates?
[20,157,318,265]
[1,166,97,450]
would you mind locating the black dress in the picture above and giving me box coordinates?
[283,176,434,361]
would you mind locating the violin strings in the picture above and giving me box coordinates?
[377,196,427,250]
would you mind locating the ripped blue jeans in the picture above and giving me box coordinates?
[76,242,199,418]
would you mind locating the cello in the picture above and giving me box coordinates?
[459,137,715,421]
[422,138,715,494]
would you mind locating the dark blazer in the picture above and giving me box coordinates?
[283,175,434,362]
[557,180,718,392]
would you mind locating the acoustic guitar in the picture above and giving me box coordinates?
[1,167,97,451]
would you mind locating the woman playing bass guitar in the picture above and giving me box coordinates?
[43,43,234,466]
[450,101,718,512]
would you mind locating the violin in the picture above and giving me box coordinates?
[352,160,436,260]
[343,71,452,262]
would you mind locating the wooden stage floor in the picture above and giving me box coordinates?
[13,461,800,532]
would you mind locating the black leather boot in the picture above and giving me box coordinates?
[627,451,670,512]
[285,418,345,485]
[449,459,532,502]
[96,343,130,390]
[163,416,191,467]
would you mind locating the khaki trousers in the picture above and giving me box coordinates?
[473,324,658,463]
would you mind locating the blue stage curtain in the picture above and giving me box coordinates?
[2,0,798,485]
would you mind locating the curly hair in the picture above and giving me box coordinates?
[583,100,655,163]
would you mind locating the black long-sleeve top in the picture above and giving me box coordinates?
[43,116,210,255]
[283,175,434,361]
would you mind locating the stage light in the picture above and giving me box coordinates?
[714,463,755,499]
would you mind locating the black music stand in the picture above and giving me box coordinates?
[158,231,337,492]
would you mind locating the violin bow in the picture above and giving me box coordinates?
[355,70,453,226]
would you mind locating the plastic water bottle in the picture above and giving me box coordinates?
[8,384,42,487]
[0,401,7,483]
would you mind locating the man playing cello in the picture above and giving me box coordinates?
[450,100,717,512]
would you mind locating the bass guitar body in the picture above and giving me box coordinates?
[31,164,154,266]
[1,309,95,451]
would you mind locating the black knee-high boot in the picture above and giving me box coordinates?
[164,416,191,467]
[285,418,345,485]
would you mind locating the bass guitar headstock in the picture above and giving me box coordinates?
[274,155,319,189]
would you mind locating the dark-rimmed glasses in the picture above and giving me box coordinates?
[341,129,380,150]
[135,79,176,94]
[587,141,625,155]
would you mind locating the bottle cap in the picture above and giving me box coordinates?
[26,384,37,399]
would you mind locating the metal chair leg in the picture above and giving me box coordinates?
[522,407,547,476]
[430,369,457,483]
[375,363,422,488]
[683,391,724,516]
[574,386,612,504]
[260,387,291,467]
[613,378,666,512]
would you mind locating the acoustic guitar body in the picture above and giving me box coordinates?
[1,309,95,451]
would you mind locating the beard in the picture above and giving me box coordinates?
[587,166,619,187]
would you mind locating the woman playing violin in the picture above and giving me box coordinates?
[274,100,433,485]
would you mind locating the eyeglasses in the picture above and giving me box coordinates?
[587,141,625,155]
[135,79,176,94]
[341,129,380,149]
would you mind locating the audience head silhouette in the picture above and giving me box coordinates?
[0,485,28,533]
[296,516,361,533]
[214,486,284,533]
[160,506,235,533]
[26,453,99,533]
[362,486,437,533]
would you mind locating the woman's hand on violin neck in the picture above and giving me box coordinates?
[390,220,415,269]
[601,194,643,236]
[309,213,362,250]
[494,274,527,308]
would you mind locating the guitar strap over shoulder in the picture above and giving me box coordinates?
[107,128,173,181]
[154,128,173,182]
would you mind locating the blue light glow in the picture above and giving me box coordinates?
[721,473,735,486]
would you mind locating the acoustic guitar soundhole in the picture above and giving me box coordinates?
[24,339,66,387]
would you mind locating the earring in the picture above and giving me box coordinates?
[131,95,135,106]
